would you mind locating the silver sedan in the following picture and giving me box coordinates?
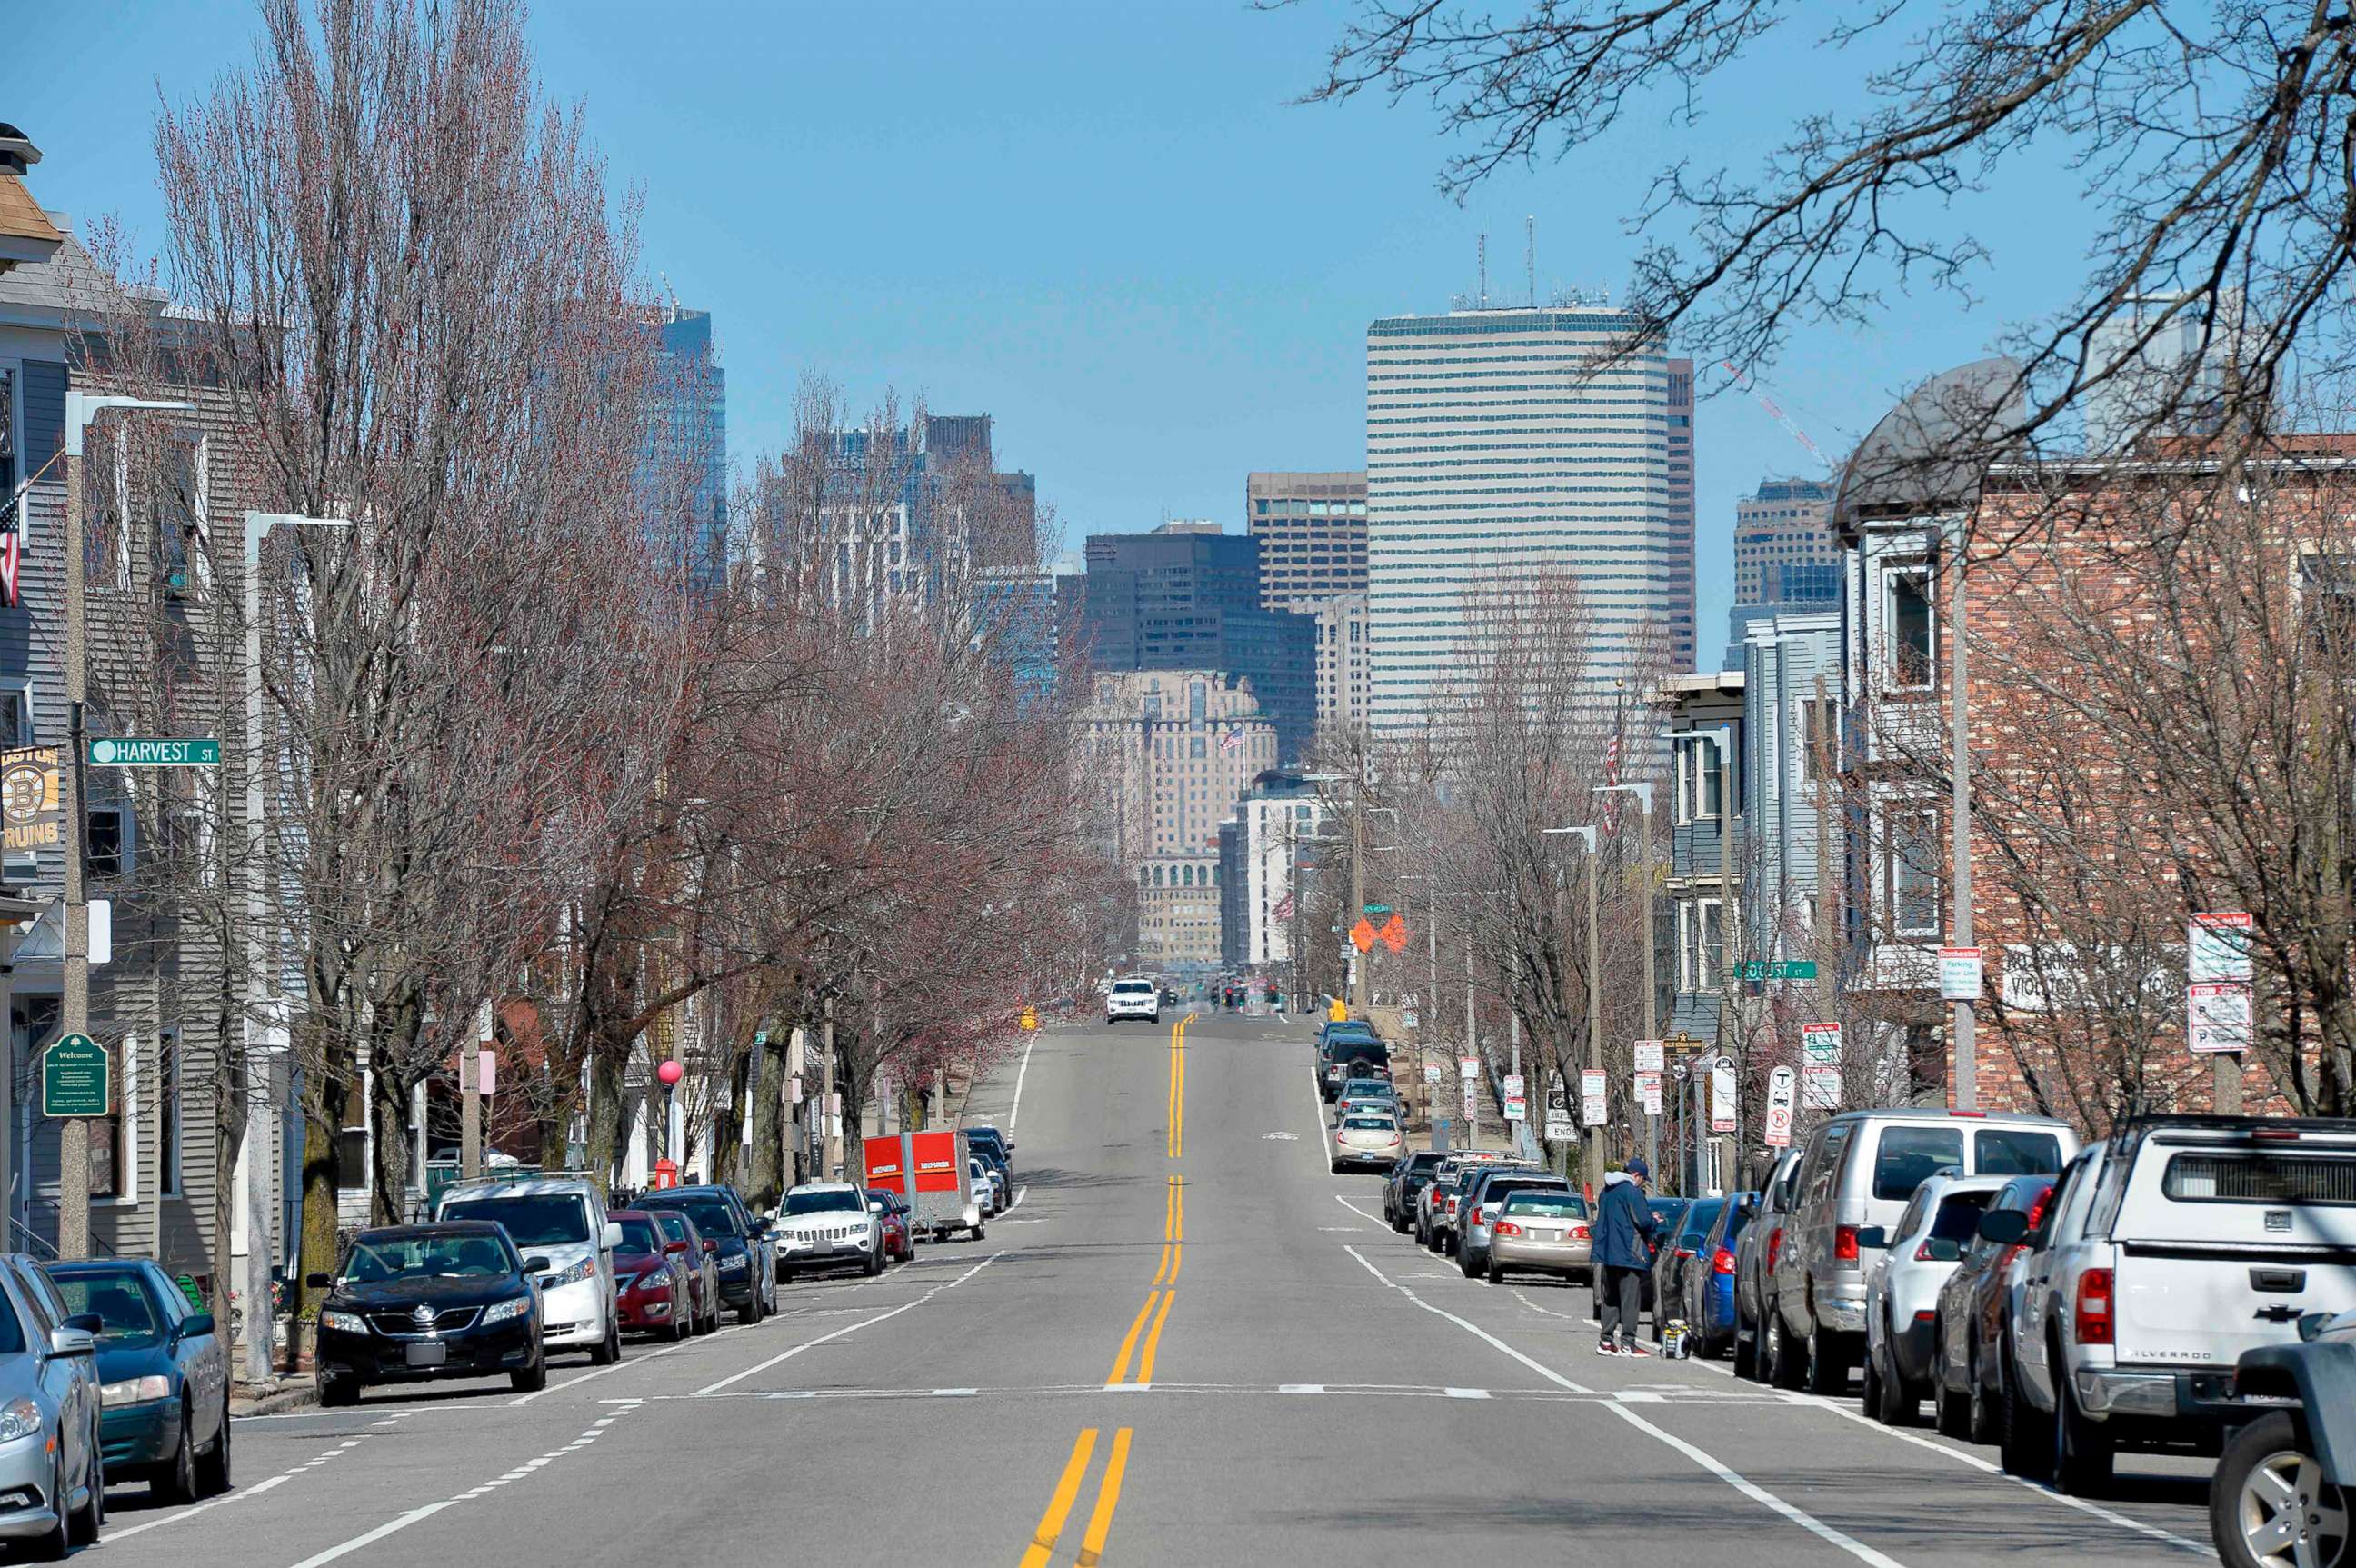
[0,1254,105,1554]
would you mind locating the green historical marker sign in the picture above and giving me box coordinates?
[41,1034,110,1118]
[87,737,222,768]
[1738,960,1819,982]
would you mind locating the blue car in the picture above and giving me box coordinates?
[45,1260,231,1502]
[1680,1193,1761,1357]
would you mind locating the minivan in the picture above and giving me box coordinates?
[1767,1108,2079,1395]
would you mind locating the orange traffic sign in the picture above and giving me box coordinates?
[1378,914,1408,954]
[1349,918,1376,953]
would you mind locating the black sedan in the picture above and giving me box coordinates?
[636,1185,775,1323]
[46,1259,231,1502]
[311,1223,547,1403]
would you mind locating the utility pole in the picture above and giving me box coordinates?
[1544,827,1601,1193]
[1949,523,1976,1111]
[57,394,192,1263]
[1601,782,1657,1178]
[1348,784,1367,1014]
[462,1001,488,1180]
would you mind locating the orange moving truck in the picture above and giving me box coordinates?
[864,1130,984,1243]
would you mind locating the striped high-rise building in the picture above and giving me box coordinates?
[1364,305,1695,734]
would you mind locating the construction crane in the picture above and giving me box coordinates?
[1721,359,1835,474]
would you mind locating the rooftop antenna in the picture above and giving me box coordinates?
[1525,216,1535,306]
[1478,233,1488,307]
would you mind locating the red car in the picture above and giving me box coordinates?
[865,1187,915,1263]
[612,1210,694,1340]
[650,1207,722,1334]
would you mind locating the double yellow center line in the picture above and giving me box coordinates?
[1106,1174,1182,1385]
[1019,1426,1133,1568]
[1164,1012,1187,1158]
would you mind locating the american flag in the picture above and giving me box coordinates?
[1272,893,1294,920]
[0,484,19,611]
[1219,725,1243,756]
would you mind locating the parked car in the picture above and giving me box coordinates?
[638,1185,776,1323]
[1642,1197,1692,1313]
[312,1223,548,1403]
[1649,1197,1725,1341]
[610,1211,694,1341]
[646,1208,722,1334]
[1679,1193,1758,1357]
[1459,1170,1569,1280]
[2211,1305,2356,1568]
[47,1259,229,1503]
[1485,1188,1593,1285]
[865,1188,915,1263]
[1930,1174,2056,1444]
[1383,1151,1449,1233]
[1770,1108,2078,1395]
[973,1158,1008,1215]
[964,1125,1016,1184]
[1318,1026,1388,1101]
[1859,1174,2005,1425]
[1733,1150,1805,1382]
[1332,1111,1406,1174]
[1334,1082,1403,1124]
[774,1183,885,1278]
[435,1174,626,1363]
[0,1254,105,1555]
[1106,977,1161,1024]
[2000,1115,2356,1497]
[1419,1152,1517,1253]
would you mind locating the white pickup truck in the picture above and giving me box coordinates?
[1996,1115,2356,1496]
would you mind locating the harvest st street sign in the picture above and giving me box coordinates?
[42,1034,109,1119]
[89,737,222,767]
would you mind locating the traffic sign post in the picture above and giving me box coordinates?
[1764,1065,1797,1148]
[1502,1073,1526,1122]
[41,1034,109,1118]
[86,736,222,768]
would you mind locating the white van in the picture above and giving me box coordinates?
[435,1176,624,1364]
[1767,1109,2080,1393]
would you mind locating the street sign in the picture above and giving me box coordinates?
[2189,913,2254,984]
[1764,1065,1797,1147]
[1422,1063,1443,1084]
[1802,1020,1842,1104]
[1939,947,1984,1001]
[1737,960,1817,981]
[1580,1068,1608,1126]
[1348,919,1376,953]
[1544,1111,1575,1142]
[1502,1074,1526,1121]
[1401,1010,1420,1030]
[1362,903,1393,917]
[2189,982,2252,1054]
[1632,1040,1664,1074]
[1459,1056,1481,1081]
[86,736,222,767]
[1462,1081,1478,1120]
[1633,1069,1662,1115]
[1804,1064,1841,1111]
[41,1034,109,1118]
[1711,1059,1737,1132]
[1378,914,1409,954]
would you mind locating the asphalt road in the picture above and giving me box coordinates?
[81,1010,2220,1567]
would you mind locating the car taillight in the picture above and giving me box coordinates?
[1572,1223,1591,1241]
[1470,1207,1487,1226]
[1765,1226,1783,1273]
[1676,1247,1696,1260]
[1712,1248,1737,1275]
[1835,1225,1859,1262]
[1914,1240,1940,1262]
[1495,1222,1522,1238]
[2074,1268,2114,1345]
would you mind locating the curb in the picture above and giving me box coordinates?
[231,1383,317,1419]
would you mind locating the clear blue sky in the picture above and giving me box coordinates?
[7,1,2087,668]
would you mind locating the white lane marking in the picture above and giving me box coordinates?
[1344,1245,1596,1394]
[106,1414,400,1541]
[1445,1386,1491,1400]
[693,1252,1001,1396]
[1279,1383,1325,1394]
[1512,1288,1585,1322]
[510,1325,704,1406]
[1263,1132,1299,1141]
[1303,1054,1332,1172]
[1602,1401,1911,1568]
[1007,1184,1028,1213]
[1333,1193,1384,1224]
[285,1406,640,1567]
[1783,1387,2216,1558]
[1009,1031,1038,1132]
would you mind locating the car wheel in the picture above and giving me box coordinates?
[737,1292,763,1326]
[863,1247,884,1278]
[157,1398,200,1503]
[590,1313,622,1365]
[511,1352,547,1393]
[1732,1325,1757,1382]
[2051,1341,2115,1496]
[1966,1343,2000,1444]
[1860,1336,1884,1418]
[1485,1258,1505,1285]
[1769,1312,1808,1391]
[1805,1321,1848,1396]
[1998,1347,2053,1480]
[318,1373,360,1408]
[69,1441,102,1547]
[196,1393,233,1497]
[2211,1411,2346,1568]
[30,1450,66,1562]
[972,1223,986,1242]
[1873,1331,1917,1427]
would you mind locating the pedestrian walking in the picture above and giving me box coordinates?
[1591,1157,1662,1355]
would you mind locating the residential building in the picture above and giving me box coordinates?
[1364,303,1696,736]
[1061,524,1316,760]
[1071,670,1281,968]
[2082,291,2244,454]
[1740,607,1843,969]
[1246,470,1367,611]
[1732,476,1839,606]
[644,301,727,589]
[1311,592,1371,738]
[1240,778,1325,971]
[1662,674,1743,1047]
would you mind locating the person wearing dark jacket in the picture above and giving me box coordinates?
[1591,1158,1662,1355]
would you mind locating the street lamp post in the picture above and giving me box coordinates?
[1599,781,1657,1177]
[58,393,193,1263]
[241,510,349,1381]
[1544,827,1600,1191]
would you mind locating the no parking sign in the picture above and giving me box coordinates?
[1764,1064,1797,1148]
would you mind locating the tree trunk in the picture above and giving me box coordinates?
[744,1029,788,1209]
[584,1044,627,1198]
[370,1069,414,1225]
[296,1096,342,1321]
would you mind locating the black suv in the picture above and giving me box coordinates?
[637,1186,775,1324]
[1383,1151,1447,1233]
[312,1222,547,1403]
[1319,1030,1389,1101]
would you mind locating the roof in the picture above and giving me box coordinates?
[1833,358,2024,539]
[355,1220,508,1239]
[787,1182,861,1195]
[438,1176,598,1200]
[0,175,64,272]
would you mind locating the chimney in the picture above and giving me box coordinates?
[0,124,40,176]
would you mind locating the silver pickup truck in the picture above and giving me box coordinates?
[1995,1115,2356,1498]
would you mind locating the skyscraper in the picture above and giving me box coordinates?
[1061,524,1316,760]
[1364,304,1697,735]
[644,304,726,588]
[1732,476,1839,605]
[1246,471,1367,611]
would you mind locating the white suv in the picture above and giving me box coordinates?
[1106,978,1160,1025]
[436,1176,624,1364]
[772,1183,884,1279]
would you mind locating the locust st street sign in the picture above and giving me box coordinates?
[88,737,222,768]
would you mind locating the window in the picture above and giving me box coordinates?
[2163,1152,2356,1206]
[1678,898,1724,992]
[1676,735,1722,823]
[1885,809,1941,936]
[159,1029,182,1196]
[156,433,208,599]
[1872,1125,1963,1200]
[86,806,125,879]
[1974,1128,2062,1177]
[0,687,27,749]
[1886,569,1934,688]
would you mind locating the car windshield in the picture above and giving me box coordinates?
[1873,1126,1966,1201]
[1113,982,1153,995]
[51,1271,165,1349]
[1648,1199,1690,1223]
[1931,1193,1995,1241]
[784,1189,864,1215]
[654,1213,694,1244]
[650,1196,739,1237]
[1681,1200,1724,1241]
[1977,1129,2064,1176]
[344,1233,513,1283]
[443,1193,591,1247]
[614,1216,663,1253]
[1502,1192,1588,1218]
[1343,1116,1395,1131]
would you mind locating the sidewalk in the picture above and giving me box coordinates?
[232,1376,316,1418]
